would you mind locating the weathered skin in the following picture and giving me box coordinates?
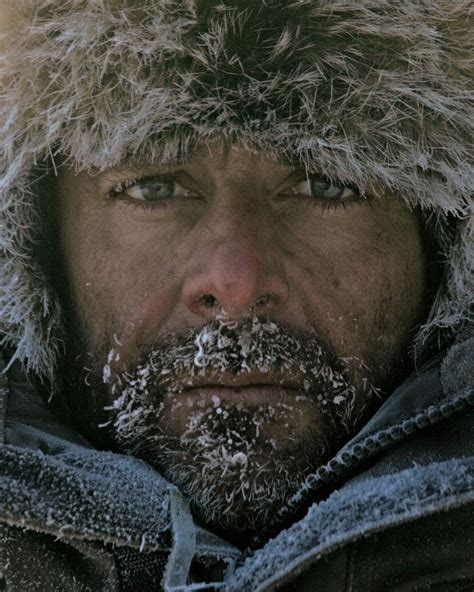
[52,139,428,538]
[56,140,426,378]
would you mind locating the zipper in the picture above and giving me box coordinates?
[276,387,474,526]
[0,353,8,445]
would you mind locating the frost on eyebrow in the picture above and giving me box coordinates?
[95,160,182,192]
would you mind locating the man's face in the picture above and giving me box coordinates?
[55,140,426,539]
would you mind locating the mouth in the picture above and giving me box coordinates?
[171,371,307,406]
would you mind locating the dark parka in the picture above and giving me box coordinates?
[1,340,473,591]
[0,1,473,590]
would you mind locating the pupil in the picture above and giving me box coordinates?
[144,179,174,201]
[310,179,343,200]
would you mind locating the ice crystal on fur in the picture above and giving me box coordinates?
[0,1,472,377]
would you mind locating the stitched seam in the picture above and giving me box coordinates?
[253,490,474,592]
[344,543,356,592]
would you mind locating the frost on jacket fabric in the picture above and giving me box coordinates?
[0,1,473,590]
[1,339,473,590]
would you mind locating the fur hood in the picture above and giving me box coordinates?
[0,0,472,380]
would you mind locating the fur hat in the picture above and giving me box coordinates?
[0,0,472,380]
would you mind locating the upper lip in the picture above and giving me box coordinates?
[178,370,304,391]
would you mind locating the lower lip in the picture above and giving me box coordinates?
[177,385,307,407]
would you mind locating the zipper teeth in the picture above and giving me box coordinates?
[278,389,474,521]
[0,353,8,445]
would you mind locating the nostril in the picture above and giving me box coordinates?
[194,292,277,315]
[255,293,274,308]
[196,292,274,312]
[197,293,218,308]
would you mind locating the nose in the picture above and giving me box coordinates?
[182,224,289,320]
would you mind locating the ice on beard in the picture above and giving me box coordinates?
[104,316,377,466]
[99,317,381,534]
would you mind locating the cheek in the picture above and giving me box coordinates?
[284,206,426,362]
[61,207,183,355]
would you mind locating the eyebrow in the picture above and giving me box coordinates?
[95,143,305,190]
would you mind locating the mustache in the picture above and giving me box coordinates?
[102,316,379,447]
[104,316,356,398]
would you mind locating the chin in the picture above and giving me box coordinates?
[116,403,333,544]
[155,440,316,544]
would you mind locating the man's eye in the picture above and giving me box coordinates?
[292,177,358,202]
[112,176,190,202]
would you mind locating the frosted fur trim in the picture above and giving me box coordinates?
[0,0,472,377]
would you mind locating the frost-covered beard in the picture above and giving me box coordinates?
[101,317,379,539]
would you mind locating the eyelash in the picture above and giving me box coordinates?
[287,178,364,211]
[111,178,138,194]
[109,173,365,211]
[296,192,362,212]
[312,198,357,211]
[108,174,182,211]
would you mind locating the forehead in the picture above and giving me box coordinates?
[181,140,295,175]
